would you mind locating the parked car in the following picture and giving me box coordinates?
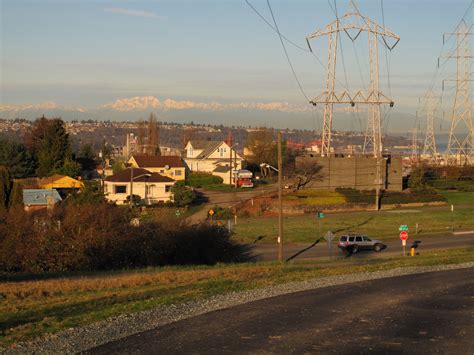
[337,234,386,253]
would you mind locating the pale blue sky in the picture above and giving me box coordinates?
[1,0,473,130]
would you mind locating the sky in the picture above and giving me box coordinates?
[1,0,473,132]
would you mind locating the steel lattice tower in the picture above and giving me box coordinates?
[306,1,399,158]
[422,93,439,164]
[411,127,418,162]
[443,20,473,165]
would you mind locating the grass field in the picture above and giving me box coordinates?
[283,190,346,205]
[1,248,473,348]
[439,191,474,206]
[232,205,474,244]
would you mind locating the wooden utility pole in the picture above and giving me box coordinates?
[229,146,233,185]
[278,131,283,262]
[375,157,380,211]
[228,133,233,186]
[130,165,134,208]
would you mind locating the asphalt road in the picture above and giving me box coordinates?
[252,232,474,261]
[89,267,474,354]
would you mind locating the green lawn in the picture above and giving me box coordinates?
[283,190,346,205]
[1,248,473,348]
[233,206,474,244]
[439,191,474,206]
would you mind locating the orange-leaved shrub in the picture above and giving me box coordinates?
[0,202,250,273]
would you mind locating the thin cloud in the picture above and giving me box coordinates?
[104,7,166,20]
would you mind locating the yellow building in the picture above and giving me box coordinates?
[38,175,84,189]
[128,155,185,181]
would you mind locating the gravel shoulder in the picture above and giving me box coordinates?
[4,262,474,354]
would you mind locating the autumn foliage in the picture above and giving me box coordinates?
[0,202,249,273]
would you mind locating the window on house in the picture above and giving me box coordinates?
[115,185,127,194]
[165,185,172,193]
[220,148,224,157]
[160,169,165,173]
[174,169,182,176]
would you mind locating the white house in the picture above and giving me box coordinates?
[104,168,175,205]
[183,140,245,184]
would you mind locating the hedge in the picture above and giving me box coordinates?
[186,172,223,188]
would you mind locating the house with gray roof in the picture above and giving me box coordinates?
[183,140,244,184]
[23,189,62,212]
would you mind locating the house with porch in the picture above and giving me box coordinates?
[104,168,175,205]
[183,140,244,184]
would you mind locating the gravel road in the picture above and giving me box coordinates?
[3,262,473,354]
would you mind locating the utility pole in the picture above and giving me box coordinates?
[375,157,380,211]
[441,20,473,166]
[229,147,233,186]
[234,147,238,188]
[278,131,283,262]
[306,0,399,158]
[129,165,134,208]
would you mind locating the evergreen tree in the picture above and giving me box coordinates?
[0,139,35,178]
[171,184,196,207]
[27,117,72,177]
[9,181,23,208]
[0,167,12,210]
[58,159,81,178]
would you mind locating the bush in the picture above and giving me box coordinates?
[186,172,223,188]
[335,188,374,204]
[380,191,446,204]
[0,202,250,273]
[171,184,197,207]
[209,205,233,220]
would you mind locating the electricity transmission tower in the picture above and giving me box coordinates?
[411,127,419,162]
[306,0,399,158]
[442,20,473,165]
[421,93,439,164]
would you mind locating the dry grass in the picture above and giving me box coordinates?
[1,248,473,348]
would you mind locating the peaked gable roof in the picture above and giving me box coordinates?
[23,189,62,206]
[39,175,84,189]
[187,140,227,159]
[131,155,184,168]
[187,140,222,150]
[104,168,175,183]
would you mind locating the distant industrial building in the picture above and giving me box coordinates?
[295,155,403,192]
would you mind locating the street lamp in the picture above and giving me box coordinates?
[229,143,239,187]
[128,166,151,207]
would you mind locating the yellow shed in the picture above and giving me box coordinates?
[39,175,84,189]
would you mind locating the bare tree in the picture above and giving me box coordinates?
[137,119,146,154]
[245,128,276,165]
[291,160,322,190]
[147,113,160,155]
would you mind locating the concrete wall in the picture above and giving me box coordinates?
[295,156,403,191]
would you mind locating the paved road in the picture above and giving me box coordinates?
[89,267,474,354]
[251,232,474,261]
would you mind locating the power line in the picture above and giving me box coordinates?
[266,0,310,101]
[244,0,351,92]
